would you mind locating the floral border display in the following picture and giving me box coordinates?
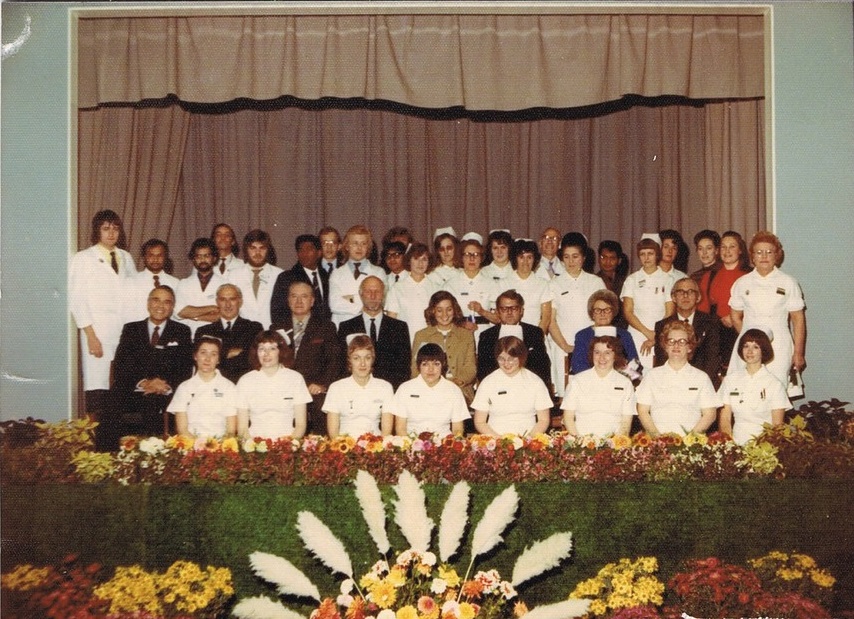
[2,410,853,486]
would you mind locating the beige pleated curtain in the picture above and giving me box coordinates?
[77,13,766,273]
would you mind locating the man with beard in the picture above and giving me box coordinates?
[176,238,228,337]
[230,229,282,328]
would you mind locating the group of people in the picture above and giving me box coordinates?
[70,210,806,450]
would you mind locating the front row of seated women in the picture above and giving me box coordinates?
[168,322,789,446]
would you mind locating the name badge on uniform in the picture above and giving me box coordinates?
[410,394,420,398]
[498,390,507,395]
[561,291,569,296]
[614,387,624,391]
[214,389,223,398]
[639,280,646,288]
[461,292,470,296]
[776,288,786,295]
[688,387,698,391]
[283,396,293,400]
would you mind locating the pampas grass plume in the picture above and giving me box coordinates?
[510,532,573,587]
[519,599,590,619]
[393,470,434,552]
[296,511,354,577]
[438,481,471,562]
[471,485,519,558]
[249,551,321,600]
[354,470,391,554]
[232,595,308,619]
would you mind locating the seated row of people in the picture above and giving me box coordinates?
[167,314,788,448]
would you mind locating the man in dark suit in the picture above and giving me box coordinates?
[654,276,721,386]
[270,234,331,325]
[105,285,192,450]
[337,276,411,389]
[477,289,552,389]
[195,283,262,383]
[270,281,342,435]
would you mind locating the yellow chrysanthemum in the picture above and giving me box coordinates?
[371,580,398,609]
[458,602,477,619]
[387,568,407,588]
[1,565,51,591]
[397,605,419,619]
[438,566,460,587]
[588,599,607,616]
[811,569,836,588]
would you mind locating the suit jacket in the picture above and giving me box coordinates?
[270,263,331,325]
[654,311,721,386]
[271,314,341,390]
[338,314,412,389]
[477,322,552,389]
[112,318,193,413]
[195,316,263,383]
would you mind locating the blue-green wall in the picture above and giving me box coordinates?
[2,3,852,422]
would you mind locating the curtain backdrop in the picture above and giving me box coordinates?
[78,98,765,275]
[77,14,764,110]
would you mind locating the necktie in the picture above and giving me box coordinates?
[395,274,400,283]
[684,318,690,324]
[153,275,160,288]
[353,262,362,279]
[547,260,556,277]
[150,325,160,346]
[110,251,118,274]
[252,268,262,298]
[326,262,333,275]
[311,271,321,297]
[294,320,306,351]
[225,320,232,333]
[219,258,227,274]
[370,318,377,343]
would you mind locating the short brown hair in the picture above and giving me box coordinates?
[249,330,293,371]
[494,335,528,367]
[737,329,775,364]
[586,335,627,369]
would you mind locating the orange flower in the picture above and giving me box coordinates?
[461,580,484,598]
[610,434,632,450]
[632,432,652,447]
[315,598,342,619]
[119,436,139,451]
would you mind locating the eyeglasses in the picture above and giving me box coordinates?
[666,338,690,346]
[753,249,775,256]
[592,307,614,315]
[541,235,560,242]
[462,252,482,258]
[672,289,699,297]
[497,305,521,313]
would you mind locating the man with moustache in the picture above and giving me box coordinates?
[175,238,227,337]
[229,229,282,328]
[195,284,262,383]
[210,223,242,279]
[124,238,180,323]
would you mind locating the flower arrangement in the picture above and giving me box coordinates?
[568,557,665,616]
[233,469,590,619]
[1,555,233,619]
[4,417,854,486]
[748,550,835,607]
[564,552,836,619]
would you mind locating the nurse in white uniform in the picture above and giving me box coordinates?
[429,228,460,287]
[236,330,312,440]
[169,337,237,439]
[718,329,790,444]
[392,343,470,436]
[386,243,439,343]
[636,322,720,436]
[472,336,552,437]
[69,210,136,414]
[621,235,675,370]
[562,331,636,438]
[324,335,395,438]
[729,231,806,386]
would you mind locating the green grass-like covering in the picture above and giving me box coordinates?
[3,480,853,612]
